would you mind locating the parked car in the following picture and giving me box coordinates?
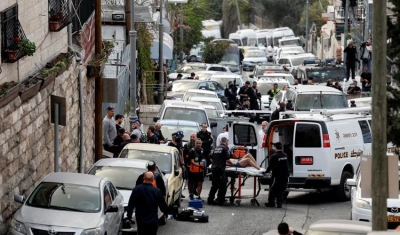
[159,119,201,146]
[167,80,228,104]
[168,63,208,80]
[304,219,371,235]
[119,144,184,208]
[249,64,286,81]
[189,70,219,81]
[87,158,167,233]
[187,96,225,112]
[11,172,124,235]
[242,50,268,71]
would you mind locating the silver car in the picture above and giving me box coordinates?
[11,172,124,235]
[87,158,167,233]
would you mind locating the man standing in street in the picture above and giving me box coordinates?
[188,72,196,79]
[102,106,117,153]
[344,41,358,82]
[265,142,290,208]
[113,128,126,146]
[131,119,143,140]
[147,126,159,144]
[268,83,281,98]
[207,137,233,206]
[238,81,250,103]
[115,114,124,132]
[115,134,138,157]
[197,123,213,167]
[183,133,197,190]
[271,102,286,121]
[154,122,166,144]
[188,139,205,200]
[136,161,167,200]
[126,172,168,235]
[225,81,238,110]
[247,81,260,110]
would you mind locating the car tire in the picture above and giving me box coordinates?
[189,56,197,62]
[335,171,352,201]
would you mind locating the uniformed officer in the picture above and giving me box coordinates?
[207,137,233,205]
[265,142,290,208]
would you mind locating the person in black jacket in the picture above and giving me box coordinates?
[247,81,260,110]
[127,172,168,235]
[265,142,290,208]
[238,81,250,103]
[146,126,159,144]
[225,81,238,110]
[278,222,303,235]
[197,123,213,167]
[135,161,167,199]
[207,137,233,205]
[271,102,286,121]
[344,41,359,81]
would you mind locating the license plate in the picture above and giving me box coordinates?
[388,216,400,222]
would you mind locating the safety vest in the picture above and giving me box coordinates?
[270,88,280,97]
[189,149,205,173]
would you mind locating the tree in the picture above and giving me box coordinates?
[202,40,231,64]
[386,0,400,148]
[298,0,329,36]
[221,0,254,38]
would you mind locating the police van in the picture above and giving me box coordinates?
[263,106,372,201]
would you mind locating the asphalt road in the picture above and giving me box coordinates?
[158,180,351,235]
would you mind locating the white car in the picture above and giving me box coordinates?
[187,96,226,113]
[305,219,371,235]
[242,50,268,71]
[257,77,290,111]
[87,159,168,233]
[159,119,201,145]
[348,97,372,108]
[347,164,400,229]
[168,63,207,80]
[183,89,218,101]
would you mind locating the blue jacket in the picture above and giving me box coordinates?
[126,183,168,224]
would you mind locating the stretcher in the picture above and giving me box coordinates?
[208,165,267,206]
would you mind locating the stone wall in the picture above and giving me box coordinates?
[0,61,95,232]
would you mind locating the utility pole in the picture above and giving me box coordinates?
[234,0,242,30]
[180,4,184,63]
[129,0,138,130]
[371,0,387,231]
[305,0,309,52]
[94,0,103,162]
[343,0,349,62]
[158,0,164,104]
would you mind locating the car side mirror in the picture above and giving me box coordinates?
[14,195,24,204]
[249,74,254,78]
[210,122,217,128]
[107,205,119,213]
[346,178,357,187]
[153,117,160,122]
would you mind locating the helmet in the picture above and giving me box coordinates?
[172,131,184,139]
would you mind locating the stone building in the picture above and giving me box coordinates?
[0,0,96,233]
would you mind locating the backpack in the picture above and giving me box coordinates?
[139,130,147,143]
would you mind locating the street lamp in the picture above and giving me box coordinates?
[129,0,138,130]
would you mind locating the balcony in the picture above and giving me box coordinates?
[48,0,73,32]
[1,6,29,63]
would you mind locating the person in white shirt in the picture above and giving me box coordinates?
[216,126,229,145]
[258,121,269,146]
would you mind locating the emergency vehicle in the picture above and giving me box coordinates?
[296,59,346,84]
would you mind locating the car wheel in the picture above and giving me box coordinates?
[335,171,352,201]
[189,56,197,62]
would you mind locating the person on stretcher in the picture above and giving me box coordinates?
[227,153,261,170]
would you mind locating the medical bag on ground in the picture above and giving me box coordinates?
[176,207,209,223]
[188,199,203,208]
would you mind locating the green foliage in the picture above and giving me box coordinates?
[0,81,19,96]
[238,0,253,25]
[89,40,115,65]
[387,0,400,147]
[202,40,231,64]
[205,0,223,20]
[18,39,36,56]
[262,0,308,35]
[135,23,154,83]
[299,0,329,36]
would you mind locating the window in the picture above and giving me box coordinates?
[108,182,118,199]
[208,82,216,91]
[1,5,28,62]
[295,124,322,148]
[48,0,73,32]
[358,120,371,143]
[174,151,180,168]
[233,124,257,146]
[213,82,224,91]
[103,185,112,210]
[88,166,144,191]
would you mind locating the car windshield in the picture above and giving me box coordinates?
[220,48,240,66]
[265,76,294,85]
[256,68,284,75]
[296,94,348,111]
[210,77,242,87]
[307,68,346,83]
[281,39,301,46]
[245,51,265,58]
[168,82,199,92]
[183,92,218,101]
[205,108,219,118]
[26,182,101,213]
[163,107,208,126]
[88,167,143,190]
[258,38,266,45]
[177,65,206,73]
[306,230,369,235]
[161,125,199,142]
[292,57,315,66]
[257,82,288,94]
[192,100,223,111]
[119,150,172,173]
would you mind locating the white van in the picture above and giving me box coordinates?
[237,29,257,46]
[272,27,295,47]
[278,36,303,48]
[153,100,216,131]
[264,107,372,201]
[256,31,268,50]
[229,33,243,46]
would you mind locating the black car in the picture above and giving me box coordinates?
[166,80,228,105]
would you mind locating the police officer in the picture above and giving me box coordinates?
[225,81,238,110]
[247,81,261,110]
[267,83,280,98]
[265,142,290,208]
[238,81,250,103]
[197,123,213,167]
[207,137,233,205]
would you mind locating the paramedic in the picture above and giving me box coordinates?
[197,123,213,167]
[207,137,233,205]
[189,139,205,200]
[126,172,168,235]
[135,161,167,200]
[265,142,290,208]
